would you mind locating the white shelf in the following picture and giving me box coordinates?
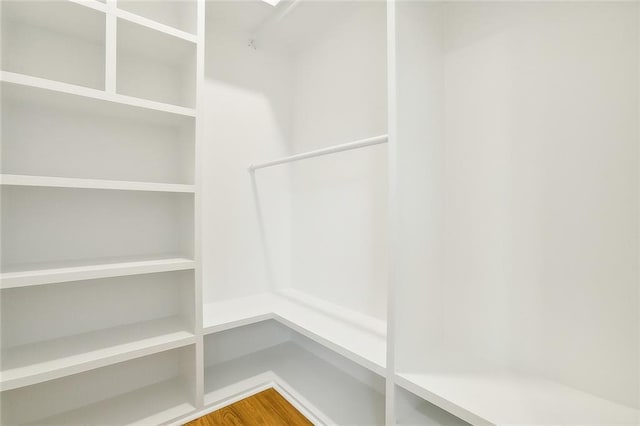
[203,292,386,375]
[395,385,470,426]
[278,287,387,337]
[0,71,196,118]
[0,174,195,193]
[204,341,385,425]
[395,347,640,426]
[68,0,108,14]
[31,0,196,43]
[24,378,195,426]
[116,0,198,37]
[1,316,195,391]
[202,293,274,332]
[115,8,197,44]
[1,257,195,289]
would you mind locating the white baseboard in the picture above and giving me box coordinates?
[169,372,334,426]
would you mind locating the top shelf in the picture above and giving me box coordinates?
[116,1,198,42]
[6,0,198,44]
[70,0,199,42]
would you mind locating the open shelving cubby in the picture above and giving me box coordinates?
[203,321,385,425]
[1,345,197,425]
[1,73,195,184]
[1,1,105,90]
[202,291,386,375]
[1,269,195,391]
[116,18,196,108]
[1,186,193,272]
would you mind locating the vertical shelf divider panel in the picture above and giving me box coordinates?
[193,0,206,410]
[105,0,117,93]
[385,0,398,424]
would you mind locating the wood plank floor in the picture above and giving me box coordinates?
[185,388,314,425]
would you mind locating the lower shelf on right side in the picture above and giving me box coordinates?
[395,347,639,426]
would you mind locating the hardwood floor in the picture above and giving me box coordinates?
[185,388,314,425]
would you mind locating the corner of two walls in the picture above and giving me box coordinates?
[201,26,293,303]
[201,4,389,324]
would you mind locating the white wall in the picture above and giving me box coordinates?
[202,25,292,303]
[396,1,639,409]
[289,2,388,320]
[202,2,388,322]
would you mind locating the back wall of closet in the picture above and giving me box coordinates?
[202,1,388,321]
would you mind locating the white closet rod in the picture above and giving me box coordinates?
[249,134,388,171]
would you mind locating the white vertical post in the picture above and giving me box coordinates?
[193,0,206,410]
[636,2,640,412]
[385,0,398,424]
[104,0,117,94]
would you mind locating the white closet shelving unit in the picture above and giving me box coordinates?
[1,0,203,424]
[1,0,639,425]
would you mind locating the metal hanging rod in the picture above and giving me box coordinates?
[249,134,388,171]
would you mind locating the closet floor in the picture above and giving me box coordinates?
[185,388,312,426]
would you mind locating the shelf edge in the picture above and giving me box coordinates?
[0,71,196,117]
[0,174,195,193]
[1,258,196,289]
[115,9,198,43]
[1,328,196,392]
